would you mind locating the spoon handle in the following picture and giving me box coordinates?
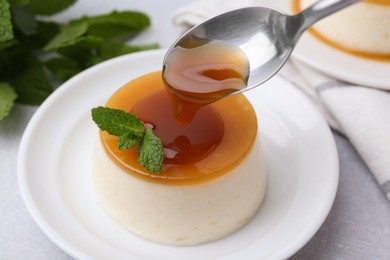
[298,0,361,33]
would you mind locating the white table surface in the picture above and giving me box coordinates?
[1,0,390,259]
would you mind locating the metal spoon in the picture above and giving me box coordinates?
[163,0,360,100]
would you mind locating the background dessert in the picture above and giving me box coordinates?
[293,0,390,60]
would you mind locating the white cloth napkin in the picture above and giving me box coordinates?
[173,0,390,201]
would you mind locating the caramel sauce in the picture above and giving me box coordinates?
[292,0,390,61]
[163,36,250,124]
[131,89,224,165]
[100,71,257,185]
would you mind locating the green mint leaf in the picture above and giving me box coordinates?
[11,4,37,36]
[44,21,88,51]
[42,11,155,70]
[56,35,102,66]
[118,132,140,150]
[44,57,80,81]
[0,44,30,80]
[35,21,60,44]
[0,82,17,121]
[91,43,159,65]
[0,39,17,52]
[17,21,60,49]
[27,0,76,16]
[0,0,14,42]
[91,107,165,173]
[86,23,138,43]
[8,0,30,5]
[86,10,150,30]
[7,53,53,105]
[137,128,164,173]
[91,106,145,139]
[82,11,151,42]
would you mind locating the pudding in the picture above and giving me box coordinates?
[92,71,266,246]
[293,0,390,61]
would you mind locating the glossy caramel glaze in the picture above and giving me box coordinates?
[100,71,258,185]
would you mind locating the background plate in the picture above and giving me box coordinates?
[251,0,390,89]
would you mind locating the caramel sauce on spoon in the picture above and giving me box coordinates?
[163,36,250,124]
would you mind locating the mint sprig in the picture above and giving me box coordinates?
[28,0,76,16]
[138,128,164,173]
[0,0,13,42]
[0,82,17,120]
[0,0,158,122]
[91,106,165,174]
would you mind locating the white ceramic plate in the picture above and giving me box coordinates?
[18,49,338,260]
[251,0,390,89]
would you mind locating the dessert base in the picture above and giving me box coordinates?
[93,137,266,246]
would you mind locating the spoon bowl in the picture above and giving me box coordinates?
[163,0,360,100]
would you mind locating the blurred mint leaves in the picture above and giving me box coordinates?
[0,0,158,121]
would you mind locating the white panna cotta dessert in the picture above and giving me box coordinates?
[294,0,390,60]
[92,71,266,246]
